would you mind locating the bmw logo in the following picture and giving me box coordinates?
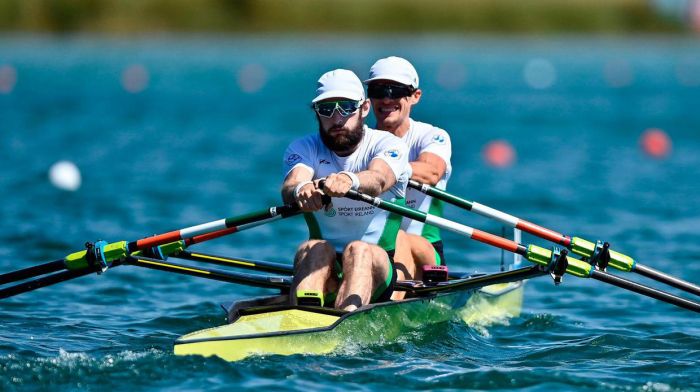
[384,149,401,159]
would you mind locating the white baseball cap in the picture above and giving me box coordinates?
[364,56,419,88]
[311,69,365,104]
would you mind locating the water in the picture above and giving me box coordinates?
[1,35,700,390]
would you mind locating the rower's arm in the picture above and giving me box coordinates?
[281,166,314,205]
[358,159,397,197]
[410,152,447,186]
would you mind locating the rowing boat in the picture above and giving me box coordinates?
[174,274,526,361]
[3,191,699,363]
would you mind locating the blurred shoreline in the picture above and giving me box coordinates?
[0,0,693,34]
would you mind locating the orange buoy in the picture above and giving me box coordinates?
[483,140,515,168]
[640,128,671,159]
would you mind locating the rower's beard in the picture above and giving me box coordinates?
[318,117,364,154]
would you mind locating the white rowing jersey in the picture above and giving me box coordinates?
[283,126,411,253]
[400,119,452,243]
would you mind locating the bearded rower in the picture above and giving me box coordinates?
[281,69,411,311]
[365,56,452,288]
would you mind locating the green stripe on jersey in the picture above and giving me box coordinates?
[378,197,406,252]
[421,197,443,243]
[303,212,323,240]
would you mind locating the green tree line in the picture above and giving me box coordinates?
[0,0,685,34]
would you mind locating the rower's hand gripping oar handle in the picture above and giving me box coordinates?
[316,178,337,208]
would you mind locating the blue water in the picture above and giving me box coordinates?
[1,35,700,390]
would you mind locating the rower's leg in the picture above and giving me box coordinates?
[391,230,415,301]
[335,241,391,311]
[290,239,336,305]
[406,233,438,281]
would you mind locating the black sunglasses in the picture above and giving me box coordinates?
[367,83,415,99]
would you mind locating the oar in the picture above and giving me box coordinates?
[172,251,293,275]
[0,204,299,298]
[127,255,291,289]
[0,268,100,299]
[0,259,66,285]
[167,249,476,280]
[344,189,700,313]
[408,179,700,297]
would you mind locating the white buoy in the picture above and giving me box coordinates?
[523,58,557,90]
[48,160,82,191]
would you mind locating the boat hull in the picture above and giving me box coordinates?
[173,280,524,362]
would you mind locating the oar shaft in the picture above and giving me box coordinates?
[470,226,527,255]
[346,190,527,256]
[0,269,95,299]
[174,251,293,274]
[0,204,300,300]
[130,205,299,252]
[591,270,700,313]
[55,205,299,274]
[633,264,700,297]
[174,249,471,281]
[127,256,291,289]
[0,259,66,285]
[408,180,570,245]
[184,227,237,246]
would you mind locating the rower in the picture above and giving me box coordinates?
[364,56,452,295]
[281,69,411,311]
